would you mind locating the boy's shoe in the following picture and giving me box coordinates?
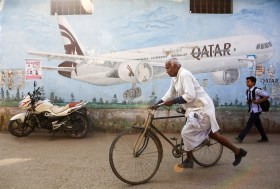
[234,136,242,143]
[257,138,269,142]
[233,148,247,166]
[178,159,194,169]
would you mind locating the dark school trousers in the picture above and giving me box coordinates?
[238,112,268,140]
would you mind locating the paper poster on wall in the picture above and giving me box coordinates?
[25,59,42,80]
[238,55,256,76]
[256,65,265,76]
[0,69,25,90]
[246,55,256,76]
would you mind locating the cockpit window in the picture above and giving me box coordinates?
[264,43,269,48]
[256,42,272,50]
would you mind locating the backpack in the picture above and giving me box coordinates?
[247,87,270,112]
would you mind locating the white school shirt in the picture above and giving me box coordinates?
[161,67,220,133]
[248,87,269,113]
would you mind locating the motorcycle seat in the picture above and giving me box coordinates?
[50,105,70,114]
[50,102,83,114]
[69,102,82,108]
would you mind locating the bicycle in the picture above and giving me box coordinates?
[109,105,223,185]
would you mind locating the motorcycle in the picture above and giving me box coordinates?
[8,81,89,139]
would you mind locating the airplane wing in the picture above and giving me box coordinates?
[28,51,167,64]
[42,66,76,72]
[28,51,166,71]
[28,51,133,64]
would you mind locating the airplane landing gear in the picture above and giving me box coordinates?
[123,87,142,100]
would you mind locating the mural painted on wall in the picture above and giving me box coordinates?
[0,0,280,108]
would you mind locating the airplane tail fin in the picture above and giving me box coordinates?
[57,16,88,56]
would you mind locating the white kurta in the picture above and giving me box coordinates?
[161,68,220,151]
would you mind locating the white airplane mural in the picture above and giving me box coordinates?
[28,16,274,100]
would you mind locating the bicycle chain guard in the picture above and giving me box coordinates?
[172,144,185,158]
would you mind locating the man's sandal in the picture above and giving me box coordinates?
[177,159,194,169]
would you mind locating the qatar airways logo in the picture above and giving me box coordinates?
[59,24,84,55]
[162,43,233,60]
[191,43,232,60]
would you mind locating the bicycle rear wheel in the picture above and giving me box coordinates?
[109,127,162,185]
[192,137,223,167]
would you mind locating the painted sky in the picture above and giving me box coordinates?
[1,0,280,103]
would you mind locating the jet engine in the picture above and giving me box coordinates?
[117,61,153,84]
[211,69,240,85]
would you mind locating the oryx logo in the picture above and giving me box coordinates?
[59,24,84,55]
[126,65,135,77]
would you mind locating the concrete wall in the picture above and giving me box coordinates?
[1,107,279,133]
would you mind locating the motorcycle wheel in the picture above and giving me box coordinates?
[8,117,36,137]
[67,113,89,139]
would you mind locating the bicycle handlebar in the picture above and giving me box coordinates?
[153,103,164,109]
[148,102,170,111]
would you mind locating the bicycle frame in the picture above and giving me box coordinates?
[133,108,185,158]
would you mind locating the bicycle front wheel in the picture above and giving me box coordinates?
[109,127,162,185]
[192,137,223,167]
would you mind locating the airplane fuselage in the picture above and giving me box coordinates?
[102,34,273,65]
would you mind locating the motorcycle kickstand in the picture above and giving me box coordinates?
[49,131,57,141]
